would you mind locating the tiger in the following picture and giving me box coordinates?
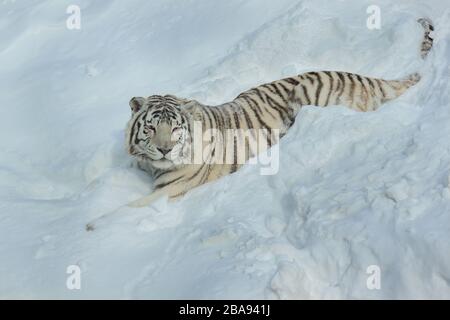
[86,18,434,231]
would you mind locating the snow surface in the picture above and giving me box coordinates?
[1,0,450,299]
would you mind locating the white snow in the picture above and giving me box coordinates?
[1,0,450,299]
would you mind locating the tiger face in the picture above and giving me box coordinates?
[126,95,192,170]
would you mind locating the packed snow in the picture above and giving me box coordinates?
[1,0,450,299]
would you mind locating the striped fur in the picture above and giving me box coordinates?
[418,18,434,59]
[123,18,434,208]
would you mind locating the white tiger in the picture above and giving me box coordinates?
[86,18,434,231]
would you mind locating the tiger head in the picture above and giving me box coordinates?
[126,95,197,170]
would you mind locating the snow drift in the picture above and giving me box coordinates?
[0,0,450,299]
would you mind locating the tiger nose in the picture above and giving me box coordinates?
[157,147,172,156]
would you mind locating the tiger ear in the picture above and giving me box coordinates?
[129,97,146,113]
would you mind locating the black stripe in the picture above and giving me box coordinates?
[355,74,367,103]
[231,136,238,174]
[240,104,255,130]
[209,107,220,130]
[189,164,207,182]
[237,104,256,159]
[154,169,172,180]
[266,93,292,124]
[256,89,280,120]
[217,105,231,129]
[224,105,234,129]
[305,74,316,84]
[336,72,346,102]
[233,110,241,130]
[277,82,291,97]
[130,112,146,146]
[284,77,300,86]
[154,175,185,190]
[311,72,323,105]
[224,105,236,130]
[262,84,277,95]
[266,85,289,112]
[263,83,289,107]
[199,164,212,185]
[361,76,372,104]
[231,107,248,163]
[171,191,187,199]
[335,72,342,99]
[300,84,311,105]
[365,77,377,102]
[254,88,267,104]
[376,79,386,98]
[347,73,356,104]
[203,107,214,129]
[355,74,363,84]
[213,107,228,163]
[211,108,222,130]
[271,83,289,105]
[367,77,376,92]
[247,94,274,120]
[243,96,273,147]
[243,96,269,128]
[324,71,334,106]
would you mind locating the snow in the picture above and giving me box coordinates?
[1,0,450,299]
